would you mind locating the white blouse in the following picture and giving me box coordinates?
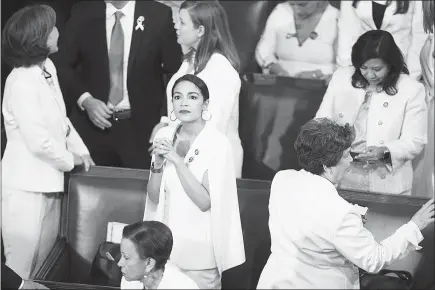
[255,2,340,76]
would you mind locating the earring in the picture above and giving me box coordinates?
[170,110,177,121]
[201,109,211,121]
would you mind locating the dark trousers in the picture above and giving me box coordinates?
[72,111,151,169]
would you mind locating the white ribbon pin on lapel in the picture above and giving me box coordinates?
[135,16,145,31]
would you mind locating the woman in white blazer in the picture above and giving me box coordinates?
[257,118,434,289]
[1,5,93,279]
[256,0,339,79]
[150,1,243,177]
[337,0,426,80]
[316,30,427,195]
[145,74,245,289]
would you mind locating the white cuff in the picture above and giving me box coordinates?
[19,279,24,289]
[77,92,92,111]
[402,221,424,250]
[160,116,170,124]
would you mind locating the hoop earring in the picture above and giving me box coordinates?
[170,110,177,121]
[201,109,211,121]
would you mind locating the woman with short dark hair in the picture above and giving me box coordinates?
[1,5,93,278]
[118,221,198,289]
[316,30,427,195]
[257,118,434,289]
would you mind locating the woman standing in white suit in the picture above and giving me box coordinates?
[1,5,93,279]
[337,0,426,80]
[150,0,243,178]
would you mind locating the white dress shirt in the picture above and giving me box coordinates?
[77,1,136,111]
[257,170,424,289]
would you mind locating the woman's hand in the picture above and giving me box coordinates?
[153,139,183,166]
[294,69,324,80]
[411,198,434,230]
[73,154,95,171]
[148,122,168,153]
[356,146,385,162]
[268,63,290,77]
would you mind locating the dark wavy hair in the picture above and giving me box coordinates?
[351,30,408,95]
[180,0,240,74]
[294,118,355,175]
[171,74,210,101]
[2,4,56,68]
[122,221,173,270]
[352,0,409,14]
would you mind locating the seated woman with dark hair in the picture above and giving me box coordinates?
[257,118,434,289]
[118,221,199,289]
[316,29,427,195]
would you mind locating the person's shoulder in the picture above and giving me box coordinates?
[205,53,240,80]
[163,262,199,289]
[325,3,340,17]
[139,1,172,18]
[70,1,103,16]
[397,73,425,93]
[331,66,355,83]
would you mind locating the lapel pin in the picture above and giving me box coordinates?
[135,16,144,31]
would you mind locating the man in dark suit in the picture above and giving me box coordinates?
[1,237,49,289]
[54,0,181,169]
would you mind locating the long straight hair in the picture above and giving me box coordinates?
[422,0,434,34]
[180,0,240,74]
[352,0,409,15]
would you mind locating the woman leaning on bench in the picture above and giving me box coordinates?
[144,74,245,289]
[1,4,93,279]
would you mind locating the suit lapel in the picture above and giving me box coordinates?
[380,1,395,30]
[128,1,152,75]
[356,1,377,30]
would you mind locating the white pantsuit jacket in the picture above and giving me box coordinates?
[337,0,426,79]
[2,58,89,193]
[257,170,424,289]
[316,66,427,194]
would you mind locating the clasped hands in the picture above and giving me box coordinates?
[354,146,386,168]
[151,138,182,167]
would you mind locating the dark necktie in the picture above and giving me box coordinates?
[108,11,124,106]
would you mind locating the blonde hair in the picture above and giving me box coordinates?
[422,0,434,34]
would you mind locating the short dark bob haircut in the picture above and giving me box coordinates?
[172,74,210,101]
[2,4,56,68]
[351,30,409,96]
[122,221,173,270]
[294,118,355,175]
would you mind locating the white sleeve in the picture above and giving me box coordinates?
[200,57,241,134]
[336,1,363,68]
[77,92,92,111]
[315,68,342,118]
[407,1,426,80]
[384,84,427,171]
[333,212,423,273]
[255,5,282,69]
[66,118,90,156]
[9,81,74,172]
